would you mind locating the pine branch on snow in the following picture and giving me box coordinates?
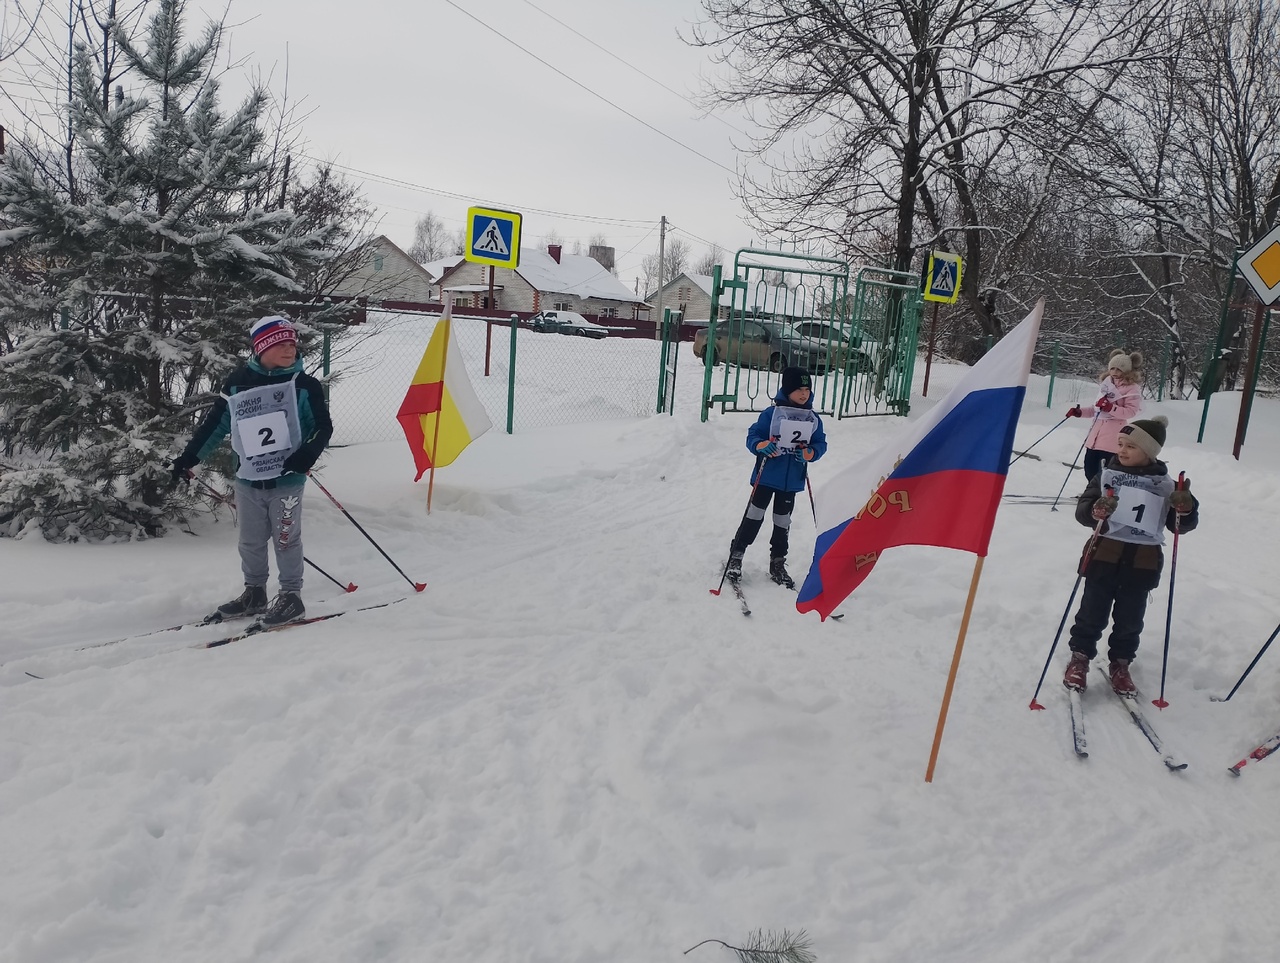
[685,929,818,963]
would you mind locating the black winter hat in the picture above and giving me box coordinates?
[780,366,812,396]
[1119,415,1168,459]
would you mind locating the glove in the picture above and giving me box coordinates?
[170,455,197,484]
[281,449,318,476]
[1065,406,1083,418]
[1091,495,1118,520]
[1096,396,1114,413]
[792,446,814,462]
[756,439,780,458]
[1169,481,1194,515]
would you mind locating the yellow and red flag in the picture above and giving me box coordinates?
[396,310,492,481]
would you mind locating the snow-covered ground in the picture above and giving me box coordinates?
[4,325,1280,963]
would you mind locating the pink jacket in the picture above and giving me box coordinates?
[1081,376,1142,452]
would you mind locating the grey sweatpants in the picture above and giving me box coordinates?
[236,481,305,594]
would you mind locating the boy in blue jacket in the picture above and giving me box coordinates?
[171,316,333,626]
[726,366,827,588]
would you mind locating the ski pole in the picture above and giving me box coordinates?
[306,472,427,592]
[1030,487,1114,709]
[1009,417,1068,468]
[1153,472,1186,709]
[304,556,358,594]
[711,458,768,597]
[805,474,817,524]
[1051,411,1100,512]
[1213,621,1280,703]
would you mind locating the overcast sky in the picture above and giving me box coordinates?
[181,0,758,288]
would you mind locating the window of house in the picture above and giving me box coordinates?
[553,301,571,311]
[373,254,384,272]
[454,295,469,308]
[678,286,690,302]
[600,306,617,318]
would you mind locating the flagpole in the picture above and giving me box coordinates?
[426,309,452,514]
[925,554,985,783]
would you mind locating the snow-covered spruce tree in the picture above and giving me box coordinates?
[0,0,338,540]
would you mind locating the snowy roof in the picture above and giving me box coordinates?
[658,272,804,317]
[419,255,465,281]
[516,248,640,304]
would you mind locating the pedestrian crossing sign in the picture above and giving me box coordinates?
[923,250,962,304]
[465,207,522,269]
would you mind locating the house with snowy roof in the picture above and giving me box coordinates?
[648,272,807,323]
[328,235,439,304]
[438,244,648,319]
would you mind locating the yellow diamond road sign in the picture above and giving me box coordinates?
[1239,223,1280,306]
[465,206,522,270]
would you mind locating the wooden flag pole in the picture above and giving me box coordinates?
[925,554,986,783]
[425,310,452,514]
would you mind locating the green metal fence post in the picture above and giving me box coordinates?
[60,306,70,453]
[321,330,331,402]
[1046,340,1059,408]
[701,265,723,423]
[1158,333,1170,402]
[656,308,672,413]
[506,314,518,434]
[1198,248,1242,443]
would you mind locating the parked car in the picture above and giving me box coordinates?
[691,316,824,373]
[793,320,873,374]
[528,310,611,339]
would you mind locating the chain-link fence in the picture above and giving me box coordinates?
[325,311,664,446]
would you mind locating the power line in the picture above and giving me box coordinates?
[299,153,655,229]
[439,0,738,178]
[516,0,750,138]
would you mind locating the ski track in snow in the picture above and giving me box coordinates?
[4,328,1280,962]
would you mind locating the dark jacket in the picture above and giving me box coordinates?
[1075,457,1198,587]
[179,356,332,487]
[744,388,828,492]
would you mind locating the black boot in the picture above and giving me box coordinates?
[261,591,305,627]
[212,585,268,621]
[726,544,744,582]
[769,557,795,589]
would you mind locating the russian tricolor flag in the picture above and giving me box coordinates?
[797,300,1044,619]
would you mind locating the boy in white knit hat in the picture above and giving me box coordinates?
[1061,415,1198,695]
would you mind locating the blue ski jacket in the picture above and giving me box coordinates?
[744,388,827,492]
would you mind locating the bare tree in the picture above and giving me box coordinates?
[642,236,690,295]
[407,211,454,263]
[694,243,725,276]
[690,0,1171,338]
[1065,0,1280,396]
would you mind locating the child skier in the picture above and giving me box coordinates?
[1065,348,1143,482]
[170,316,333,626]
[725,366,827,588]
[1062,415,1197,695]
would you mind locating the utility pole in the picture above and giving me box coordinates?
[654,215,667,339]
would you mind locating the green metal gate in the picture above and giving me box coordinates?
[698,250,923,421]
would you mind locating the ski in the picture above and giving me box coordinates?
[197,598,406,649]
[74,612,253,651]
[1067,687,1088,757]
[1228,728,1280,776]
[1096,665,1188,771]
[727,578,751,617]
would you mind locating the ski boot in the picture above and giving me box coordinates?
[726,545,744,582]
[769,557,795,589]
[1109,659,1137,697]
[260,591,305,627]
[1063,651,1090,691]
[209,585,268,622]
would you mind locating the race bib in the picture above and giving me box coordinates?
[1113,486,1165,538]
[770,408,818,452]
[235,410,292,458]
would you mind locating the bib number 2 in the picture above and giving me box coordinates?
[236,410,292,458]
